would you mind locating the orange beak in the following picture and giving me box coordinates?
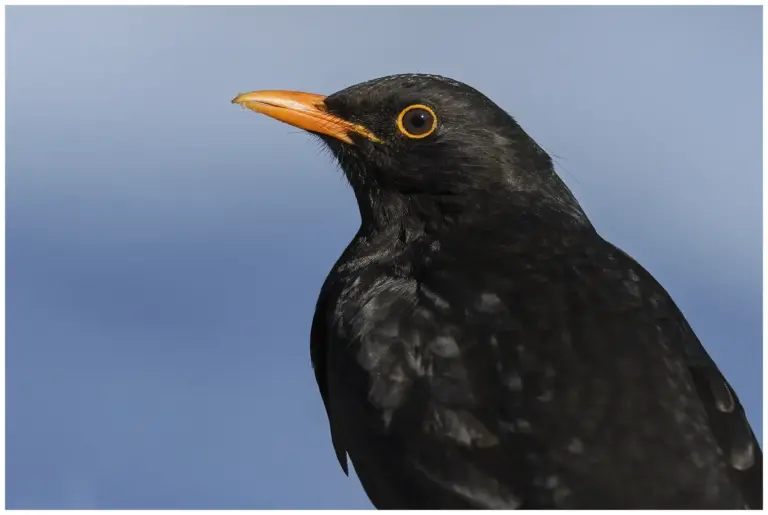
[231,90,381,145]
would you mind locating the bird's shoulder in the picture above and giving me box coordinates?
[602,247,762,509]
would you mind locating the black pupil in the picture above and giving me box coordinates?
[405,109,432,134]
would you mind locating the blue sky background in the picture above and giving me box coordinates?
[6,5,762,509]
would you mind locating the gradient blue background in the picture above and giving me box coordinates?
[6,5,762,509]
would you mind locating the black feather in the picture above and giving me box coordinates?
[297,74,761,509]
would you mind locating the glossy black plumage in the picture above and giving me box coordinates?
[288,74,759,509]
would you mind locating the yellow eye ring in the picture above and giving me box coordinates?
[396,104,437,139]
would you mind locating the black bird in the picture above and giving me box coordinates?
[232,74,761,509]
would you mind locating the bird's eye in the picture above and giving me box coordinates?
[397,104,437,139]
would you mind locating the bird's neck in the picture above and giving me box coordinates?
[336,196,597,285]
[333,189,596,281]
[355,188,591,239]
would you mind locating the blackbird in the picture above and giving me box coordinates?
[232,74,761,509]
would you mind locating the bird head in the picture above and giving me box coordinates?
[233,74,587,229]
